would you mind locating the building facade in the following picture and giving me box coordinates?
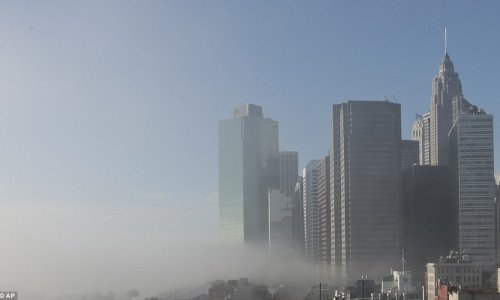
[402,165,456,282]
[412,112,431,165]
[426,251,486,300]
[429,50,471,166]
[292,177,305,257]
[449,107,495,264]
[268,189,293,254]
[219,104,279,246]
[330,100,402,284]
[278,151,299,198]
[303,160,321,263]
[317,156,331,280]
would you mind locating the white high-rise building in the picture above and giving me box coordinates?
[429,49,471,166]
[411,112,431,165]
[278,151,299,197]
[449,107,495,264]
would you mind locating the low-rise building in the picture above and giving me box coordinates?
[381,270,418,297]
[426,251,490,300]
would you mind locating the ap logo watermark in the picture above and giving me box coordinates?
[0,292,17,299]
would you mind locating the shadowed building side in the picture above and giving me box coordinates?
[402,165,457,283]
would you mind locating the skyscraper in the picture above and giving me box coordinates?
[292,177,305,256]
[330,100,402,284]
[219,104,279,246]
[449,106,495,264]
[268,151,298,254]
[427,34,472,166]
[317,156,331,281]
[303,160,321,263]
[278,151,299,197]
[411,112,431,165]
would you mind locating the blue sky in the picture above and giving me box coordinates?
[0,1,500,296]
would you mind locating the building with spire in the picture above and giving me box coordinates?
[412,30,472,166]
[411,30,496,264]
[429,49,471,166]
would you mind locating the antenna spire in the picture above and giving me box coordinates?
[444,27,448,54]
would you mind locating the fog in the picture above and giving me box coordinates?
[0,199,316,300]
[2,2,500,300]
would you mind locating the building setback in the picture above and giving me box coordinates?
[330,100,402,285]
[329,104,342,286]
[219,104,279,246]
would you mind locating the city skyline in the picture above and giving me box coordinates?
[2,1,500,298]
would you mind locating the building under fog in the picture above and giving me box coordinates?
[317,156,331,280]
[268,151,299,254]
[426,251,489,300]
[303,160,321,263]
[292,177,305,256]
[218,104,279,246]
[302,157,330,278]
[330,100,402,285]
[268,189,293,253]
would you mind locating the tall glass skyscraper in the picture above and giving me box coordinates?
[218,104,279,246]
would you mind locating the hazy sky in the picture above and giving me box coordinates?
[1,1,500,298]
